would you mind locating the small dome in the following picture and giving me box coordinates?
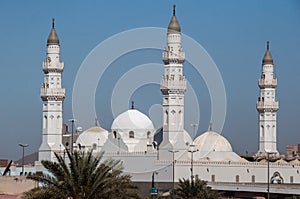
[111,109,154,130]
[168,5,181,33]
[76,125,108,149]
[47,19,60,46]
[194,130,232,152]
[262,41,273,65]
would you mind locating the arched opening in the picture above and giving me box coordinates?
[129,131,134,138]
[113,131,117,139]
[236,175,239,183]
[252,175,255,183]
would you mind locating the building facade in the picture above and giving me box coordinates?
[34,7,300,190]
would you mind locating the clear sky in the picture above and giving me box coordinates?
[0,0,299,160]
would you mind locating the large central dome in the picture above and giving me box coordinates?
[194,130,232,152]
[111,109,154,130]
[110,109,155,152]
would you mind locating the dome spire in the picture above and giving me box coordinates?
[47,18,60,46]
[209,122,213,131]
[168,5,181,33]
[262,41,273,65]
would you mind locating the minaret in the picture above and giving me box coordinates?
[160,6,187,150]
[39,19,65,161]
[256,41,279,156]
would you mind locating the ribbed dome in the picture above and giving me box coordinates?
[262,41,273,65]
[168,5,181,33]
[47,19,60,46]
[111,109,154,130]
[194,130,232,152]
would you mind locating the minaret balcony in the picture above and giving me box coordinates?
[258,79,277,88]
[160,79,186,90]
[162,51,185,63]
[256,101,279,112]
[40,88,66,98]
[42,62,64,73]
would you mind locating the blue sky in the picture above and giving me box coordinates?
[0,0,299,160]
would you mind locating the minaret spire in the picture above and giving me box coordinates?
[47,18,59,46]
[256,41,279,157]
[39,20,65,161]
[131,101,134,109]
[160,5,186,152]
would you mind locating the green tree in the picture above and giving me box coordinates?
[174,176,220,199]
[23,150,140,199]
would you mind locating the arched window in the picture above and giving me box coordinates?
[252,175,255,183]
[236,175,239,183]
[43,116,47,129]
[290,176,294,183]
[129,131,134,138]
[113,131,117,139]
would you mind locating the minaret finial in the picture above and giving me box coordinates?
[173,5,176,16]
[209,122,213,131]
[131,101,134,109]
[95,118,98,126]
[52,18,55,28]
[267,41,270,50]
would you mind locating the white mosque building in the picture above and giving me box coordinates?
[36,6,300,192]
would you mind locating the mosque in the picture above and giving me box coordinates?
[36,6,300,193]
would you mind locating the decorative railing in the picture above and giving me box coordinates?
[258,79,277,88]
[40,88,65,97]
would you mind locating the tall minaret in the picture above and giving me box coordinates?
[256,41,279,156]
[39,19,65,161]
[160,6,187,150]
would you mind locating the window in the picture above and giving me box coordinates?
[113,131,117,139]
[211,175,215,182]
[290,176,294,183]
[129,131,134,138]
[236,175,239,183]
[92,143,97,150]
[147,131,151,139]
[252,175,255,183]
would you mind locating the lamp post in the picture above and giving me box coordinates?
[168,150,179,198]
[68,118,77,154]
[266,150,276,199]
[19,143,29,175]
[188,144,199,184]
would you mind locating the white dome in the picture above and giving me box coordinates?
[76,126,108,148]
[111,109,154,130]
[194,130,232,152]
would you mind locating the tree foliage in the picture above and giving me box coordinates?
[174,176,220,199]
[23,150,140,199]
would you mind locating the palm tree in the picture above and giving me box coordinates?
[174,176,220,199]
[23,150,140,199]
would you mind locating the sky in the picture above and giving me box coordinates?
[0,0,299,160]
